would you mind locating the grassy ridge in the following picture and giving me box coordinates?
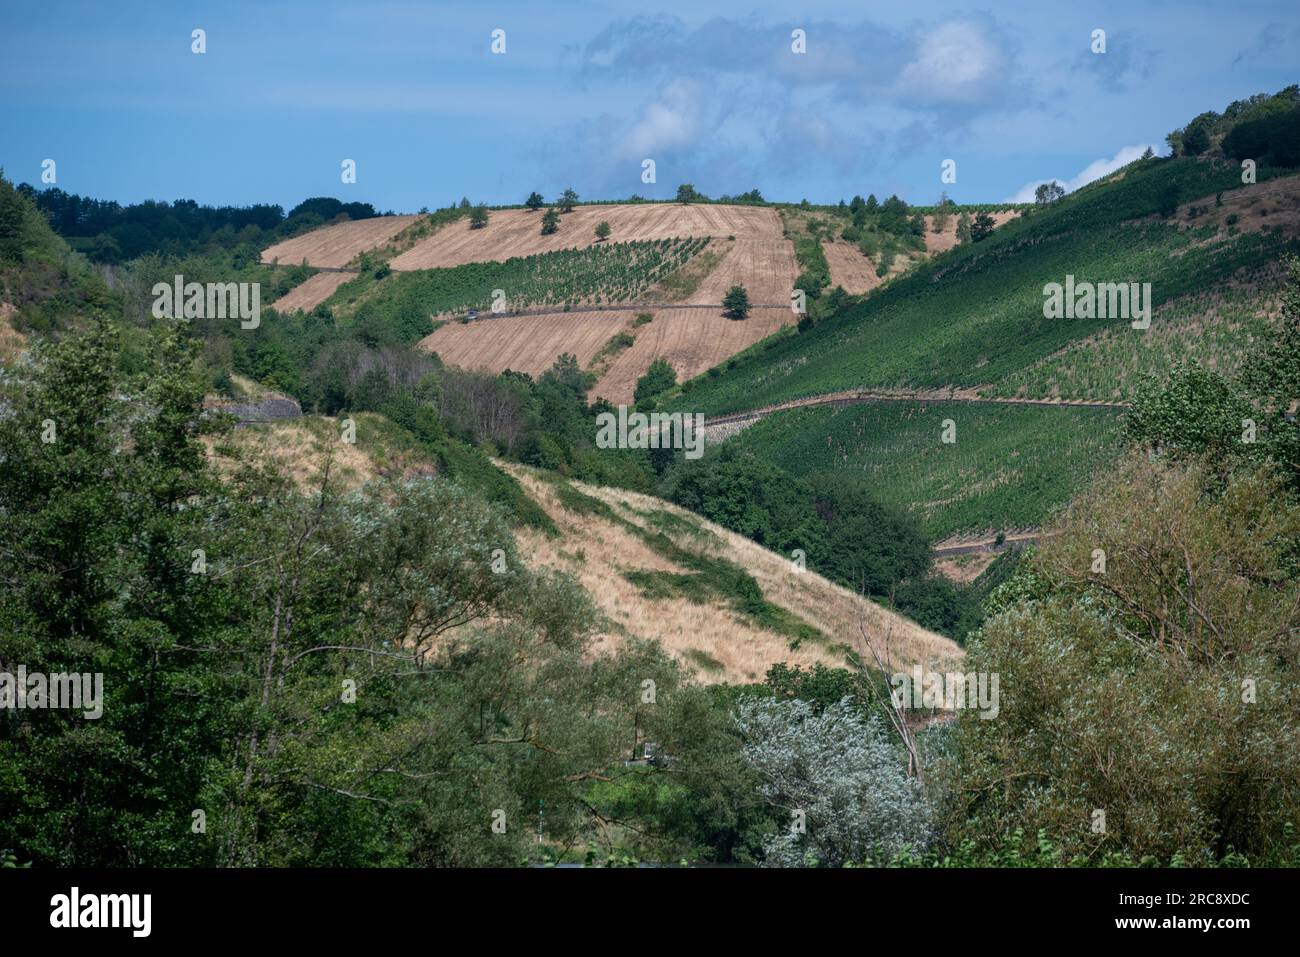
[726,401,1125,537]
[672,158,1299,416]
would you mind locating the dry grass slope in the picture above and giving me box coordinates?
[503,463,960,684]
[200,418,957,685]
[0,301,26,363]
[205,416,379,491]
[1170,172,1300,241]
[203,412,437,492]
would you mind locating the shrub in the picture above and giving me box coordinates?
[634,358,677,403]
[735,698,931,866]
[723,284,751,319]
[941,456,1300,862]
[1222,106,1300,167]
[970,211,996,242]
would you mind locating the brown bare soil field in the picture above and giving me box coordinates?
[503,464,960,684]
[823,242,881,294]
[270,271,354,314]
[417,237,799,403]
[419,304,795,405]
[1174,172,1300,238]
[390,203,782,270]
[420,311,632,379]
[689,238,798,305]
[260,214,423,269]
[593,307,793,403]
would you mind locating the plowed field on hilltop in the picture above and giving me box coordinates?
[421,310,631,380]
[921,209,1020,254]
[260,214,422,269]
[390,203,782,270]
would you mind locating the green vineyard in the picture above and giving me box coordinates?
[726,401,1126,538]
[981,279,1281,401]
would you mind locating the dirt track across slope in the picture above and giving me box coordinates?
[700,387,1129,441]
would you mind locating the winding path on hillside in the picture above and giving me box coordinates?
[700,387,1130,437]
[447,301,792,321]
[930,531,1048,556]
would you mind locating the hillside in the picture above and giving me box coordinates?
[667,157,1300,536]
[9,6,1300,881]
[263,197,1016,404]
[0,174,112,345]
[414,230,800,402]
[781,206,1021,294]
[673,160,1298,415]
[723,400,1125,538]
[391,202,782,269]
[502,463,958,682]
[206,414,957,683]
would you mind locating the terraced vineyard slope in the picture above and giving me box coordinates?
[391,202,782,269]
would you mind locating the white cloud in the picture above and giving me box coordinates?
[1006,143,1166,203]
[897,20,1008,106]
[620,79,703,159]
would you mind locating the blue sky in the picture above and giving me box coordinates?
[1,0,1297,212]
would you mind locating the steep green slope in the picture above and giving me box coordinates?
[724,401,1124,538]
[0,172,114,338]
[981,282,1277,401]
[671,156,1298,416]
